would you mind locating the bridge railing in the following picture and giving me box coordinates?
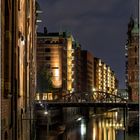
[34,91,128,103]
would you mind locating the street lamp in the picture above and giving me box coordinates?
[92,88,96,92]
[44,104,49,136]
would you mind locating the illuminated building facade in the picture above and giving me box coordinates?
[81,50,94,92]
[66,33,75,93]
[37,32,63,89]
[37,31,75,97]
[94,58,118,94]
[1,0,36,140]
[125,18,139,102]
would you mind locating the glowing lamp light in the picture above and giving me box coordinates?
[44,111,48,115]
[77,117,82,121]
[40,103,43,107]
[54,69,59,77]
[92,88,96,92]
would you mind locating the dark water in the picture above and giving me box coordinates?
[36,109,139,140]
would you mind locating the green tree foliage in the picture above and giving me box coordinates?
[37,65,53,93]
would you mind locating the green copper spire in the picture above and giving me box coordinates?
[131,19,139,34]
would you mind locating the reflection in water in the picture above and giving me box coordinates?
[87,113,117,140]
[91,110,125,140]
[81,121,86,135]
[36,109,138,140]
[60,110,137,140]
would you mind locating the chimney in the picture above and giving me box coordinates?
[44,27,47,35]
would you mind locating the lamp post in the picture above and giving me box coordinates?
[44,110,50,136]
[44,103,50,138]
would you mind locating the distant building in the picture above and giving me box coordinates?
[81,50,94,92]
[73,42,82,92]
[94,58,118,94]
[37,31,76,98]
[125,18,139,102]
[118,89,128,100]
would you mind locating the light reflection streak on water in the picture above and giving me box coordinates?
[59,110,125,140]
[92,120,96,140]
[90,110,124,140]
[80,123,86,136]
[80,119,86,140]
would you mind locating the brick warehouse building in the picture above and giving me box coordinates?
[94,57,118,94]
[37,31,118,98]
[81,50,94,93]
[1,0,37,140]
[37,31,76,99]
[125,17,139,102]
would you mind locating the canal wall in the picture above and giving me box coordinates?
[126,111,139,133]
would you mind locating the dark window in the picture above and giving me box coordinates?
[46,56,50,60]
[4,131,8,140]
[45,48,51,52]
[37,48,43,51]
[135,46,137,52]
[45,40,51,44]
[18,0,21,11]
[52,67,59,69]
[135,58,137,65]
[59,39,64,44]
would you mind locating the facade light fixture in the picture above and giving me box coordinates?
[44,111,48,115]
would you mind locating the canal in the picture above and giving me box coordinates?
[35,108,139,140]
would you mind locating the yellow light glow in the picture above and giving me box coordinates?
[68,61,72,65]
[54,69,59,77]
[43,94,48,100]
[67,36,74,92]
[92,126,96,140]
[67,75,72,80]
[52,79,62,88]
[48,93,53,100]
[36,94,40,100]
[67,82,72,91]
[92,88,96,92]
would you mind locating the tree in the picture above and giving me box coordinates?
[37,65,53,93]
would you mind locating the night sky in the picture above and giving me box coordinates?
[37,0,138,89]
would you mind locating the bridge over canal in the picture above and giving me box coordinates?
[34,91,139,109]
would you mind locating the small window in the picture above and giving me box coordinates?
[4,131,8,140]
[18,0,21,11]
[46,56,50,60]
[45,48,51,52]
[135,58,137,65]
[52,67,59,69]
[135,46,137,52]
[45,40,51,44]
